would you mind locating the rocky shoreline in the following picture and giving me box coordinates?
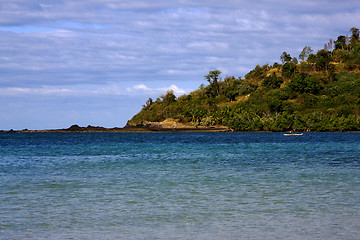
[4,118,357,133]
[1,119,231,133]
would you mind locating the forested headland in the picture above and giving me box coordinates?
[128,28,360,132]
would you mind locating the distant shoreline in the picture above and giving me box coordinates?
[0,124,232,133]
[1,124,359,133]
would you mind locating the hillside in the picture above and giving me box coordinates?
[128,28,360,132]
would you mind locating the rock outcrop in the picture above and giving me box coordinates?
[124,118,230,132]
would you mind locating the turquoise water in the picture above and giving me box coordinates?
[1,132,359,239]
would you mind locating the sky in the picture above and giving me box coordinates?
[1,0,360,130]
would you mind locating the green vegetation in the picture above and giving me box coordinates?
[129,28,360,131]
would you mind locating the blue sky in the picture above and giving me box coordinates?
[1,0,360,130]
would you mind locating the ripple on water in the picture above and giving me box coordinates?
[0,132,359,239]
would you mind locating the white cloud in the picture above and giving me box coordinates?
[167,84,188,95]
[126,84,189,96]
[0,83,190,97]
[1,1,359,88]
[0,86,73,96]
[132,84,150,91]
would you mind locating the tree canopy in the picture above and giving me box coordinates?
[129,27,360,132]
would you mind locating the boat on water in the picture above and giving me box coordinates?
[284,132,303,136]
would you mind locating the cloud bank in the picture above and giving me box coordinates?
[0,83,189,97]
[2,0,359,88]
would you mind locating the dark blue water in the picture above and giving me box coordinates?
[1,132,359,239]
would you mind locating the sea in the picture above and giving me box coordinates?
[0,132,359,240]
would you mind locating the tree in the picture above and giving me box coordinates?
[161,90,176,103]
[205,70,221,84]
[299,46,313,61]
[280,52,292,64]
[282,62,296,79]
[204,70,222,96]
[324,39,333,51]
[335,35,347,50]
[223,76,241,101]
[291,57,298,65]
[245,64,269,81]
[144,98,153,108]
[262,72,283,89]
[350,27,360,49]
[315,49,333,72]
[333,49,347,63]
[288,74,321,94]
[307,53,317,71]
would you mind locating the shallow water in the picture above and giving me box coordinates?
[1,132,359,239]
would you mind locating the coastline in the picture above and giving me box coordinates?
[1,119,359,133]
[1,125,359,133]
[0,123,232,133]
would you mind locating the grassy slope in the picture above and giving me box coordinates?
[129,33,360,131]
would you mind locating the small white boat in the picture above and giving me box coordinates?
[284,132,303,136]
